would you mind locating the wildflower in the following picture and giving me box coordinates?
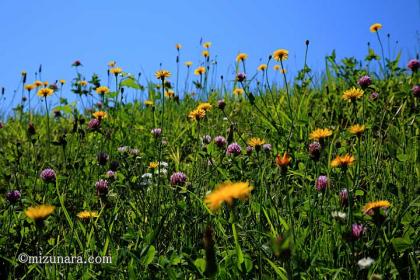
[59,79,65,85]
[175,43,182,50]
[202,50,209,58]
[185,61,193,67]
[6,190,21,203]
[316,175,329,191]
[78,80,88,87]
[331,211,347,221]
[273,49,289,61]
[43,81,49,87]
[170,172,187,186]
[236,72,246,82]
[362,200,391,214]
[204,181,253,212]
[275,152,292,168]
[412,85,420,98]
[194,66,206,75]
[226,143,241,156]
[308,141,321,160]
[258,64,267,71]
[369,23,382,32]
[358,257,374,269]
[273,65,281,71]
[151,128,162,138]
[25,204,55,221]
[246,146,254,155]
[247,137,265,151]
[77,211,99,220]
[233,88,244,96]
[106,170,116,179]
[217,99,226,110]
[140,173,153,186]
[97,152,109,166]
[88,118,101,130]
[155,69,171,80]
[92,111,107,120]
[40,168,56,183]
[118,146,129,153]
[351,224,364,240]
[407,59,420,72]
[197,102,212,111]
[202,135,212,144]
[37,88,54,97]
[96,179,109,196]
[34,80,43,87]
[357,75,372,89]
[24,84,36,91]
[165,89,175,98]
[149,162,159,169]
[262,144,272,152]
[144,100,154,107]
[309,128,333,141]
[370,92,379,100]
[342,87,364,101]
[214,136,227,148]
[72,60,82,67]
[339,188,349,206]
[110,67,123,75]
[236,53,248,62]
[348,124,365,136]
[331,154,355,168]
[203,42,211,48]
[95,86,110,95]
[189,108,206,121]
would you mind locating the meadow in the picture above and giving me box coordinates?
[0,24,419,279]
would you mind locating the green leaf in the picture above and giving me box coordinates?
[120,78,142,90]
[232,223,244,267]
[355,190,364,197]
[194,258,206,274]
[141,245,156,266]
[265,258,288,280]
[391,237,412,252]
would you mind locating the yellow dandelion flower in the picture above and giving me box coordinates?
[144,100,154,106]
[362,200,391,214]
[155,69,171,80]
[149,162,159,169]
[203,42,212,48]
[348,124,366,136]
[37,87,54,97]
[165,89,175,98]
[236,53,248,62]
[108,60,116,67]
[309,128,333,140]
[273,65,281,71]
[202,50,209,58]
[281,69,287,74]
[370,23,382,33]
[25,204,55,221]
[342,87,364,101]
[233,88,244,96]
[176,43,182,50]
[110,67,123,75]
[248,137,265,148]
[34,80,43,87]
[59,79,66,85]
[43,81,49,87]
[185,61,193,67]
[92,111,107,120]
[188,108,206,121]
[194,66,206,76]
[95,86,110,95]
[24,84,36,91]
[331,154,355,168]
[276,152,292,167]
[204,182,254,212]
[197,102,212,111]
[77,211,99,220]
[79,80,88,87]
[273,49,289,61]
[258,64,267,71]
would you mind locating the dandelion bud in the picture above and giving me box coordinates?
[6,190,21,203]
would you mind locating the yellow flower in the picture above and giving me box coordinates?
[273,65,281,71]
[194,66,206,76]
[144,100,154,106]
[37,88,54,97]
[185,61,193,67]
[203,42,212,48]
[34,80,44,87]
[309,128,333,140]
[273,49,289,61]
[43,81,49,87]
[108,60,116,67]
[281,69,287,74]
[248,137,265,148]
[202,50,209,58]
[155,69,171,80]
[342,87,364,101]
[236,53,248,62]
[258,64,267,71]
[348,124,366,136]
[92,111,107,120]
[95,86,110,95]
[362,200,391,214]
[197,102,212,111]
[204,182,254,212]
[188,108,206,121]
[176,43,182,50]
[24,84,36,91]
[77,211,99,220]
[79,80,88,87]
[165,89,175,98]
[331,154,355,168]
[25,204,55,221]
[370,23,382,33]
[233,88,244,96]
[276,152,292,167]
[149,162,159,169]
[59,79,66,85]
[110,67,123,75]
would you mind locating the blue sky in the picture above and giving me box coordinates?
[0,0,419,112]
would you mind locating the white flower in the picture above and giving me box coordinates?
[118,146,129,153]
[130,148,140,156]
[331,211,347,220]
[158,168,168,175]
[159,161,168,168]
[223,117,228,121]
[142,173,153,179]
[357,257,374,269]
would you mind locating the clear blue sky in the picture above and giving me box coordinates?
[0,0,419,112]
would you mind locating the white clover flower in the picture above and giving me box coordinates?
[118,146,129,153]
[142,173,153,179]
[357,257,374,269]
[331,211,347,220]
[159,161,168,168]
